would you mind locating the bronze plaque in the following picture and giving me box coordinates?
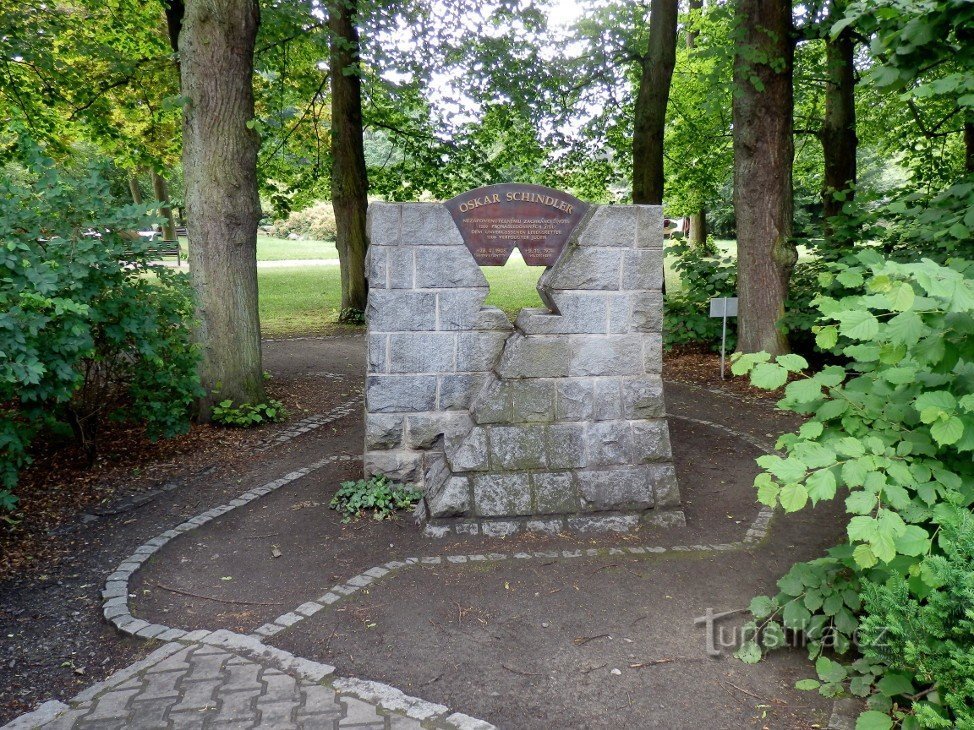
[444,183,588,266]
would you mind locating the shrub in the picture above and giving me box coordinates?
[663,239,738,351]
[732,252,974,728]
[211,399,287,428]
[0,145,202,509]
[265,200,337,241]
[329,475,422,523]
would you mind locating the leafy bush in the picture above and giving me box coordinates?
[663,239,738,350]
[265,200,337,241]
[0,146,202,509]
[329,475,422,523]
[732,252,974,728]
[211,399,287,427]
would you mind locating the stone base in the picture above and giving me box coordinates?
[421,508,686,538]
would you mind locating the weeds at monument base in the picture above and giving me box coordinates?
[330,475,423,523]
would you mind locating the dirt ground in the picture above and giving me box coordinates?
[1,335,837,728]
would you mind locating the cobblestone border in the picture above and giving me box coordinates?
[256,396,362,452]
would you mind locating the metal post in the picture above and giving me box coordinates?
[720,311,728,380]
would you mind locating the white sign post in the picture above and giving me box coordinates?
[709,297,739,380]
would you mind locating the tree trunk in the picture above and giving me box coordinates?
[329,0,369,319]
[179,0,265,417]
[689,209,707,246]
[632,0,678,205]
[151,169,179,240]
[687,0,702,48]
[129,175,143,205]
[965,119,974,173]
[821,13,857,251]
[732,0,796,355]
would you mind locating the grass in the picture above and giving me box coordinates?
[180,235,339,261]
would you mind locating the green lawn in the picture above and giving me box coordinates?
[181,235,338,261]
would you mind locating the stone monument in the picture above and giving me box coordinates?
[363,183,682,536]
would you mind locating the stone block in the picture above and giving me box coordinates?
[567,514,640,533]
[404,415,445,449]
[415,247,487,288]
[473,474,531,516]
[367,333,387,374]
[568,335,642,376]
[577,466,655,511]
[578,205,637,248]
[366,202,401,246]
[367,290,437,332]
[365,414,404,450]
[364,450,423,483]
[586,420,635,466]
[426,476,471,518]
[632,419,672,461]
[365,246,387,287]
[365,375,437,413]
[547,248,623,291]
[497,334,572,378]
[446,426,489,472]
[546,423,587,469]
[388,247,415,289]
[531,472,578,514]
[643,333,663,373]
[518,293,609,335]
[474,306,514,332]
[606,293,633,334]
[631,292,664,332]
[471,378,513,424]
[622,375,665,418]
[489,424,547,470]
[481,520,520,537]
[555,379,594,420]
[509,379,556,422]
[650,463,680,506]
[622,249,664,291]
[593,379,622,420]
[438,373,485,411]
[401,203,463,246]
[636,205,664,249]
[437,289,489,331]
[456,332,508,372]
[388,332,455,373]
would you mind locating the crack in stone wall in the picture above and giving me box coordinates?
[363,201,681,533]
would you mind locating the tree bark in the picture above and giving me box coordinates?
[329,0,369,319]
[151,169,179,240]
[129,175,143,205]
[689,209,708,246]
[821,13,857,251]
[179,0,265,417]
[632,0,678,205]
[732,0,796,355]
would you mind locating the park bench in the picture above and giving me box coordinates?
[122,239,182,265]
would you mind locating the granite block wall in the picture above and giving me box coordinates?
[363,202,681,535]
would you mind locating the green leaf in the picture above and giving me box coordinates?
[846,490,877,514]
[885,311,924,345]
[785,378,823,403]
[795,679,821,691]
[835,437,866,457]
[853,544,878,568]
[841,459,869,487]
[893,525,930,556]
[815,656,847,683]
[837,310,880,340]
[815,325,838,349]
[855,710,893,730]
[930,416,964,445]
[776,353,808,371]
[782,599,811,629]
[779,482,808,512]
[748,595,775,619]
[735,641,762,664]
[751,362,788,389]
[887,282,915,311]
[876,673,915,697]
[807,469,837,503]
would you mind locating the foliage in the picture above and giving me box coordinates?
[663,240,737,350]
[0,145,201,508]
[329,475,422,523]
[211,399,287,428]
[732,253,974,728]
[264,200,338,241]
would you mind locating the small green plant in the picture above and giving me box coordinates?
[211,399,287,427]
[663,239,738,351]
[329,475,422,523]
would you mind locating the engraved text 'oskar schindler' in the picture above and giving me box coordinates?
[444,183,589,266]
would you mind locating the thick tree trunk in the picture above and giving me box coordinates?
[732,0,796,355]
[151,170,179,240]
[689,209,708,246]
[129,175,143,205]
[632,0,678,205]
[821,16,857,251]
[687,0,702,48]
[179,0,265,417]
[329,0,369,319]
